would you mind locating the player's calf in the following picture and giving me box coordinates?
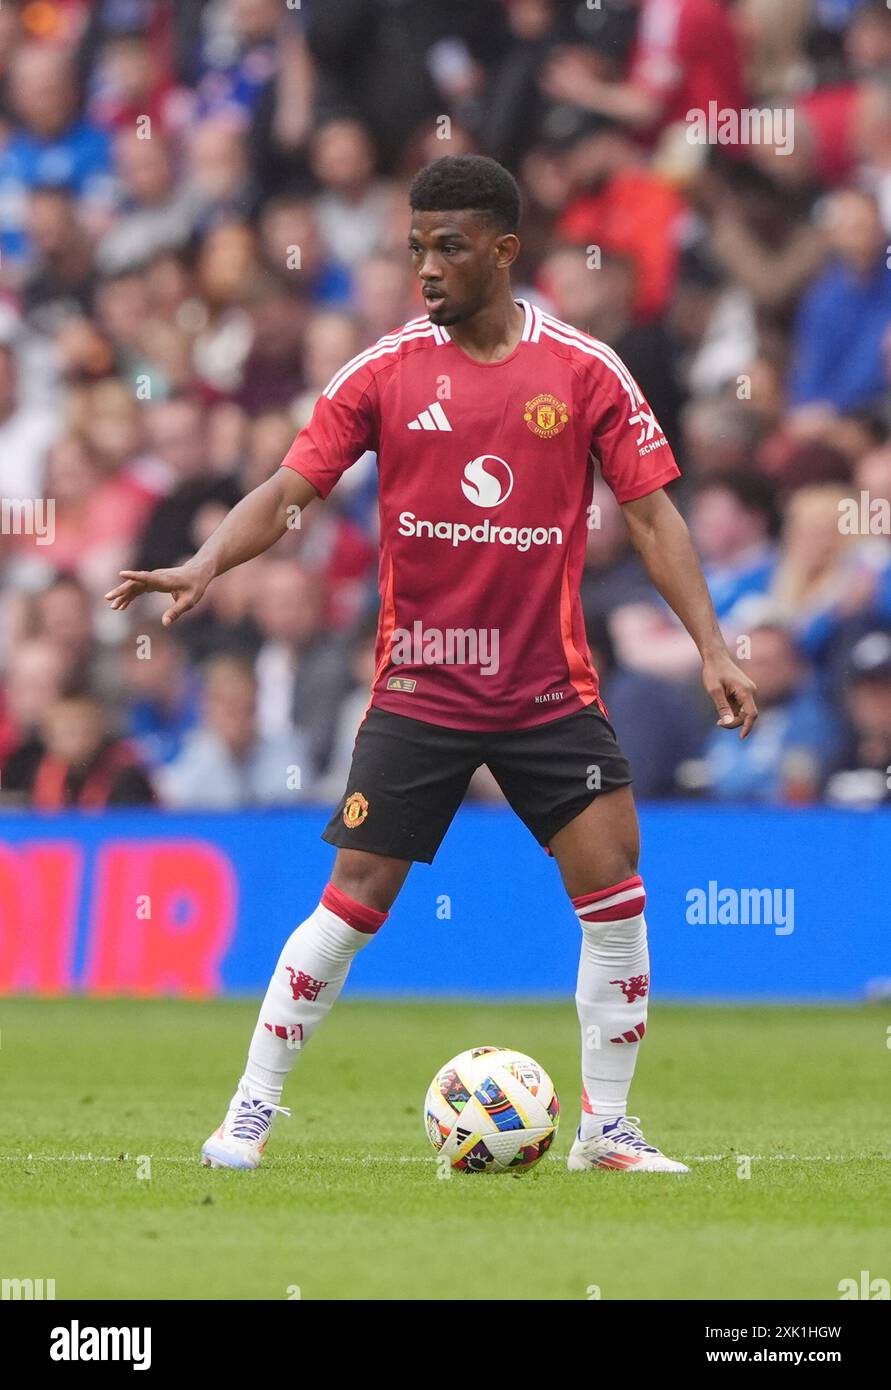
[201,881,389,1168]
[568,873,686,1172]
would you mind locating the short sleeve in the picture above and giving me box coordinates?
[281,365,378,499]
[589,362,681,504]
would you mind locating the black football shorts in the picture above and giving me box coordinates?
[322,703,632,864]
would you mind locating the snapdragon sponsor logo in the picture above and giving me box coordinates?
[685,881,794,936]
[398,511,563,551]
[50,1321,151,1371]
[391,620,499,676]
[686,101,795,156]
[1,497,55,544]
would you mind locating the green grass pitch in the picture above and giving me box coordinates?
[1,998,889,1301]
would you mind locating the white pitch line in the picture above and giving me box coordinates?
[1,1153,888,1165]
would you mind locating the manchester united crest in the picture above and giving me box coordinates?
[523,393,569,438]
[343,791,369,828]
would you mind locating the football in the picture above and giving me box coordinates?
[424,1045,560,1172]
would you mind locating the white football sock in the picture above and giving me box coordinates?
[237,883,387,1105]
[572,875,650,1141]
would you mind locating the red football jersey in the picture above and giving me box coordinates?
[282,298,680,731]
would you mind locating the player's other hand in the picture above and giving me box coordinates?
[104,561,211,627]
[702,652,758,740]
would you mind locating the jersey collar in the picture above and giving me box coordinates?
[431,297,541,346]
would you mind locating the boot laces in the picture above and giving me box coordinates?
[603,1116,659,1153]
[230,1084,291,1144]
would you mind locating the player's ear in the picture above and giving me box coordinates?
[494,233,520,269]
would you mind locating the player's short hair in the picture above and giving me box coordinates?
[409,155,521,235]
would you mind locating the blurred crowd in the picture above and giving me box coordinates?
[1,0,891,812]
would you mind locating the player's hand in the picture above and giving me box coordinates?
[702,652,758,740]
[104,561,212,627]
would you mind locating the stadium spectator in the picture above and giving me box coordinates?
[30,574,117,696]
[85,25,182,137]
[258,195,353,306]
[159,653,311,808]
[581,487,660,639]
[97,127,199,275]
[309,117,392,268]
[236,280,308,414]
[191,220,263,393]
[121,622,200,769]
[771,483,891,661]
[352,252,419,343]
[703,159,826,319]
[240,410,296,492]
[26,690,155,810]
[701,623,841,804]
[28,433,155,597]
[194,0,284,124]
[305,0,506,171]
[0,337,59,499]
[680,395,762,478]
[789,190,891,412]
[0,637,66,797]
[537,243,682,447]
[290,311,362,431]
[552,127,686,322]
[585,613,705,798]
[0,42,113,268]
[825,627,891,806]
[249,557,350,775]
[134,397,242,573]
[691,473,779,622]
[187,112,256,219]
[608,472,779,681]
[22,185,96,330]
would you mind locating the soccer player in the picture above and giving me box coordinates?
[106,156,757,1174]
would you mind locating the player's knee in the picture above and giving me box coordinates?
[611,850,639,885]
[573,854,639,900]
[330,849,406,915]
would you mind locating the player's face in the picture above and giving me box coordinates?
[408,210,518,325]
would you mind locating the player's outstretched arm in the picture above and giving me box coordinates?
[621,487,758,739]
[105,466,318,628]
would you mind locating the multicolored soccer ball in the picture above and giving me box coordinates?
[424,1045,559,1173]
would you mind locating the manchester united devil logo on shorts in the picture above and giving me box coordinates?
[524,393,569,439]
[343,791,369,828]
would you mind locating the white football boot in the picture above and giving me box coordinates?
[201,1084,291,1170]
[567,1116,689,1173]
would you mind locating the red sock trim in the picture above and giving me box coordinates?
[572,874,643,909]
[321,882,388,934]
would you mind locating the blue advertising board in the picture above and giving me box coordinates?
[0,805,886,1000]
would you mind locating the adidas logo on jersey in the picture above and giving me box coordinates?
[407,402,452,431]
